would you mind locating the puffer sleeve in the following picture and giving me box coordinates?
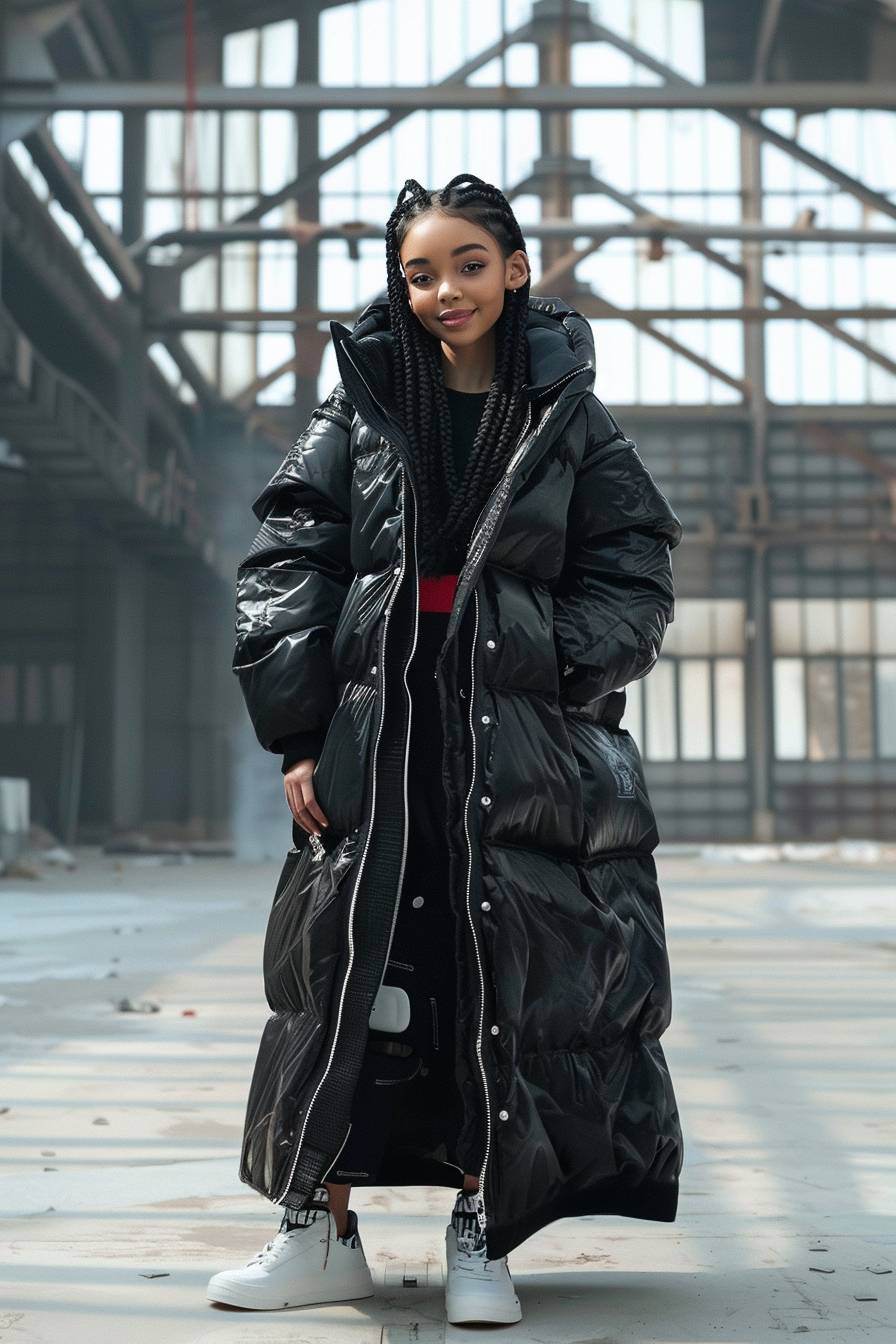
[232,381,355,769]
[552,395,683,708]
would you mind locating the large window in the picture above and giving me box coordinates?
[624,599,747,761]
[772,598,896,760]
[29,1,895,412]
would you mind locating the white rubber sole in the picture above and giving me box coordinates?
[446,1292,522,1326]
[207,1266,375,1311]
[445,1226,522,1325]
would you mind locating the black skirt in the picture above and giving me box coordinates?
[323,611,466,1184]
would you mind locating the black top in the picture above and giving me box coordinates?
[443,386,490,571]
[445,385,490,483]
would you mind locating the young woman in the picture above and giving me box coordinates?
[210,174,684,1326]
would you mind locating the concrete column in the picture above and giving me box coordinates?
[740,120,775,842]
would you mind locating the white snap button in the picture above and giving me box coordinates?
[498,1109,509,1121]
[370,664,377,674]
[393,565,401,574]
[480,795,491,806]
[412,895,424,908]
[481,900,491,911]
[481,714,490,724]
[490,1024,499,1036]
[486,639,496,649]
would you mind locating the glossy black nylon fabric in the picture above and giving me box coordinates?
[232,294,686,1260]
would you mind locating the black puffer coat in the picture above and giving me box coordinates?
[232,293,684,1260]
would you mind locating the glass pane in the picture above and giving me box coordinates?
[182,254,217,311]
[51,110,85,167]
[221,243,255,309]
[843,659,872,760]
[146,112,182,193]
[223,27,259,86]
[714,658,746,759]
[873,600,896,654]
[679,659,711,759]
[222,112,259,193]
[193,111,219,193]
[839,599,872,654]
[805,600,838,654]
[645,661,677,761]
[83,111,121,193]
[260,19,297,85]
[260,111,297,194]
[772,599,802,654]
[773,658,806,759]
[713,600,745,654]
[676,600,713,655]
[623,674,643,745]
[259,241,295,310]
[806,659,839,760]
[220,332,256,398]
[876,659,896,756]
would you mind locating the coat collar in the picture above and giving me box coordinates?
[328,293,594,441]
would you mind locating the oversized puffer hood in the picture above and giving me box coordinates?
[327,291,596,421]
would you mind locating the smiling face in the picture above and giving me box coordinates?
[399,211,529,353]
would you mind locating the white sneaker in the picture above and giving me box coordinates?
[207,1186,375,1311]
[445,1191,522,1325]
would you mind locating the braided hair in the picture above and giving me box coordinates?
[384,174,532,576]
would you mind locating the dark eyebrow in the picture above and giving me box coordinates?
[402,242,489,269]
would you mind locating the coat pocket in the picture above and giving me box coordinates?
[311,681,377,835]
[262,830,360,1016]
[562,709,659,857]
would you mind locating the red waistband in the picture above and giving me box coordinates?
[418,573,458,611]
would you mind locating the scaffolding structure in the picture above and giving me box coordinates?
[1,0,895,842]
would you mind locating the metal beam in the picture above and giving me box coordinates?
[3,80,895,112]
[140,219,896,251]
[24,125,143,295]
[582,173,896,382]
[147,305,896,329]
[589,18,896,225]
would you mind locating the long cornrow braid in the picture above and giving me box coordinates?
[383,174,532,576]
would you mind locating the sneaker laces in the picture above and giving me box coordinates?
[243,1184,331,1267]
[245,1229,297,1268]
[451,1191,489,1258]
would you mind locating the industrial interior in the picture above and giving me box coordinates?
[2,0,895,851]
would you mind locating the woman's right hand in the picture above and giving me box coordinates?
[284,758,330,836]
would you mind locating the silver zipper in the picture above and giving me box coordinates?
[274,471,414,1206]
[463,585,493,1237]
[377,468,420,986]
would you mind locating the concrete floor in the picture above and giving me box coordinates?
[0,843,894,1342]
